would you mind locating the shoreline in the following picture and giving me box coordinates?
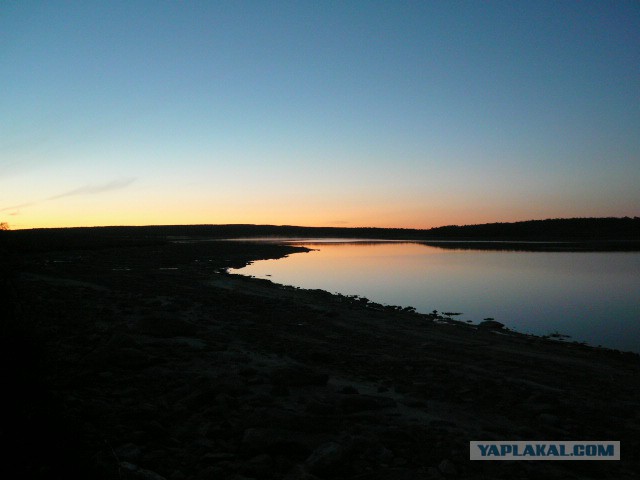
[222,269,637,355]
[4,239,640,479]
[228,241,639,354]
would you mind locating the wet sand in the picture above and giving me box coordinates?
[4,240,640,479]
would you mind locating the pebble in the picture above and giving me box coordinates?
[305,441,347,475]
[438,458,457,476]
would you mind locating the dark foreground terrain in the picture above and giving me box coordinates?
[2,237,639,479]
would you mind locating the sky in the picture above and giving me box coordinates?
[1,1,639,230]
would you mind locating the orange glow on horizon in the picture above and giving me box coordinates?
[6,190,633,231]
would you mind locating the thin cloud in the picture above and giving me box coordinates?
[0,201,38,212]
[1,177,137,213]
[47,177,137,200]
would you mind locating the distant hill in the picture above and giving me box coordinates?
[2,217,638,252]
[422,217,640,241]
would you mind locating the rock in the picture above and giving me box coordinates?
[246,453,273,476]
[169,471,186,480]
[427,466,444,479]
[114,347,154,369]
[348,468,425,479]
[538,413,560,426]
[248,392,275,406]
[119,462,167,480]
[241,428,318,456]
[348,436,396,470]
[270,366,329,387]
[305,441,348,476]
[213,374,249,396]
[145,419,167,435]
[305,398,336,415]
[141,449,171,473]
[393,457,408,466]
[96,449,119,477]
[438,458,457,476]
[239,366,259,378]
[478,320,505,330]
[176,388,211,410]
[271,384,290,397]
[527,402,555,414]
[195,466,217,480]
[86,333,144,367]
[136,314,198,337]
[283,464,321,480]
[340,385,359,394]
[115,442,141,462]
[201,452,236,464]
[340,394,396,413]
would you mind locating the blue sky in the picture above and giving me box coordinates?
[1,1,638,229]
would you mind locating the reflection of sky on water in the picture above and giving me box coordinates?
[232,242,640,353]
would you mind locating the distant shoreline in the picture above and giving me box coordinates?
[228,237,640,252]
[3,217,639,252]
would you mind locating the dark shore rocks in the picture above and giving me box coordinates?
[304,441,349,476]
[241,427,326,457]
[134,314,198,337]
[478,319,505,330]
[269,366,330,387]
[339,394,396,414]
[119,461,167,480]
[8,239,640,479]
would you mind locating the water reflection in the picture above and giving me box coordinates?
[232,242,640,352]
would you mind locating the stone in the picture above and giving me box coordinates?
[270,366,329,387]
[538,413,560,426]
[136,314,198,337]
[271,384,290,397]
[119,462,167,480]
[246,453,273,476]
[201,452,236,464]
[305,441,348,476]
[340,394,396,413]
[195,466,217,480]
[115,442,141,462]
[114,347,154,369]
[438,458,457,476]
[283,464,322,480]
[478,320,505,330]
[213,374,249,396]
[340,385,359,394]
[241,428,318,457]
[305,398,336,415]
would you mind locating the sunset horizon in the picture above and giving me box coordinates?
[5,214,638,232]
[3,2,638,230]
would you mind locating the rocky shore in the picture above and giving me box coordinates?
[3,239,639,479]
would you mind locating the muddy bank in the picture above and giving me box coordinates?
[4,240,640,479]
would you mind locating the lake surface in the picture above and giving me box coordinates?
[230,241,640,353]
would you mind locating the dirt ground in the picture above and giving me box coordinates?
[4,240,639,479]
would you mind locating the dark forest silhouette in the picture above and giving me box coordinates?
[1,217,638,253]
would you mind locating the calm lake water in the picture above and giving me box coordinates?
[230,241,640,353]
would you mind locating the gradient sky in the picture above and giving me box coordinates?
[2,1,639,229]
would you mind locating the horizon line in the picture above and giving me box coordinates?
[5,216,638,232]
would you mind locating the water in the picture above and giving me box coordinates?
[230,241,640,353]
